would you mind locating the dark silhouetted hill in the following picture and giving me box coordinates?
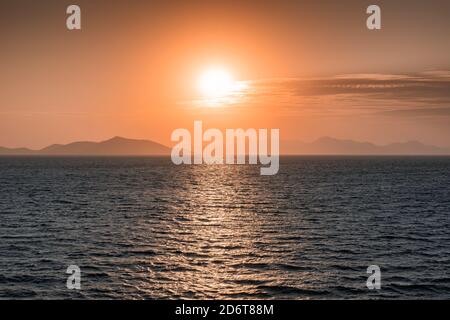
[282,137,450,155]
[1,136,449,155]
[0,137,170,155]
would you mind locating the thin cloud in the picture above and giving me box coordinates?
[377,107,450,118]
[240,71,450,116]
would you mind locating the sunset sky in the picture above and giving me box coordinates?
[1,0,449,149]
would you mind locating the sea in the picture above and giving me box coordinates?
[0,156,449,299]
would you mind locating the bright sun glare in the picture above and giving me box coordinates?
[198,68,235,98]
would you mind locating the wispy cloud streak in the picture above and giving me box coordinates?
[237,71,450,117]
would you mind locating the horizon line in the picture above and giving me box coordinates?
[2,135,450,151]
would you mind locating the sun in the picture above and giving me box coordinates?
[198,68,235,98]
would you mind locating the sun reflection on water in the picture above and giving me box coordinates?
[136,164,317,299]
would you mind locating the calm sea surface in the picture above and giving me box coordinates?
[0,156,449,299]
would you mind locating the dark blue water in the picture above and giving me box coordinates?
[0,156,449,299]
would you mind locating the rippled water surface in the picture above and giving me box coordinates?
[1,156,449,299]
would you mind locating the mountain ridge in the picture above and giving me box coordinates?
[0,137,170,155]
[282,136,450,155]
[0,136,449,155]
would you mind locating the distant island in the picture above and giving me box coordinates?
[0,136,449,156]
[282,137,450,155]
[0,136,170,156]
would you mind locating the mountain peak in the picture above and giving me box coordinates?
[315,136,337,142]
[106,136,128,142]
[0,137,170,155]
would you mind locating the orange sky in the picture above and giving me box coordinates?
[1,0,449,149]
